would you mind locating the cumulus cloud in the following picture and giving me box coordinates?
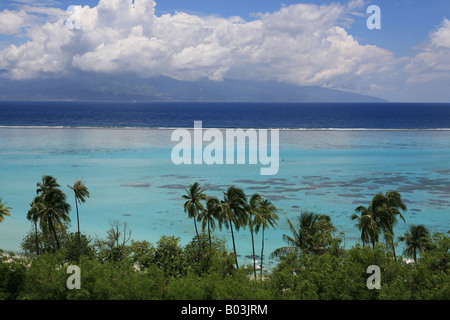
[0,0,398,91]
[0,9,30,35]
[406,18,450,83]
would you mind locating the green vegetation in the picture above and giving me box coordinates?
[0,176,448,300]
[0,197,12,223]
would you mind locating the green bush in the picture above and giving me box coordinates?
[0,250,27,300]
[1,231,448,300]
[17,250,68,300]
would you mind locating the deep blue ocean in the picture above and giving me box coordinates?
[0,101,449,267]
[1,101,450,128]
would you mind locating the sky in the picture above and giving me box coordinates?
[0,0,449,102]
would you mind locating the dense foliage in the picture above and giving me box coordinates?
[1,228,448,300]
[0,177,448,300]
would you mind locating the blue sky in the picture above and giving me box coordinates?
[0,0,449,101]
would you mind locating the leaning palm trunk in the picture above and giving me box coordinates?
[251,230,256,280]
[193,217,199,239]
[48,216,60,251]
[386,233,397,259]
[260,227,265,277]
[34,220,40,256]
[74,193,81,261]
[391,238,397,259]
[207,220,212,248]
[230,223,239,269]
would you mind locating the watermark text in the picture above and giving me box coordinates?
[171,121,279,175]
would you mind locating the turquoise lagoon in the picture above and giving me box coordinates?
[0,127,449,268]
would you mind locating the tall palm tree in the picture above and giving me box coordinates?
[377,191,407,258]
[0,197,12,223]
[398,224,430,263]
[36,175,71,251]
[68,179,90,261]
[27,197,44,256]
[182,182,206,240]
[247,193,262,279]
[220,186,248,269]
[254,198,278,276]
[198,196,220,248]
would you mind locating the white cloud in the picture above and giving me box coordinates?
[431,18,450,48]
[406,18,450,83]
[0,0,399,92]
[0,9,30,35]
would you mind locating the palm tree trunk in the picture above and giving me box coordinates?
[194,218,203,253]
[230,223,239,269]
[251,230,256,280]
[34,220,40,256]
[207,219,212,248]
[260,227,265,277]
[194,218,199,239]
[48,217,60,251]
[392,239,397,260]
[75,194,81,262]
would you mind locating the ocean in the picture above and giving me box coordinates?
[0,101,449,268]
[1,101,450,128]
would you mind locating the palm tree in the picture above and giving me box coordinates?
[36,175,71,251]
[270,212,314,258]
[384,191,407,223]
[398,224,430,263]
[198,196,220,248]
[182,182,206,240]
[351,205,381,248]
[27,197,44,256]
[352,191,407,252]
[220,186,248,269]
[247,193,262,279]
[271,211,333,258]
[254,198,278,276]
[270,216,302,258]
[36,175,60,195]
[68,179,90,261]
[377,191,407,258]
[0,197,12,223]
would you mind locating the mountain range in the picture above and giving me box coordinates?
[0,74,386,102]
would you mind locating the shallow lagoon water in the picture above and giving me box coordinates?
[0,127,449,268]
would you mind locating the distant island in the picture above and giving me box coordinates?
[0,74,385,102]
